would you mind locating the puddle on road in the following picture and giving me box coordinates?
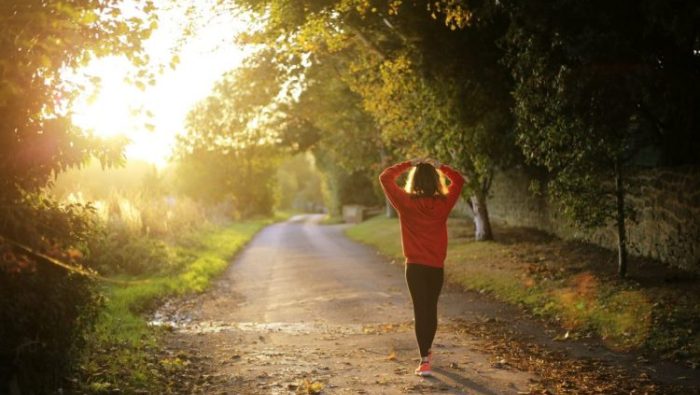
[150,317,414,336]
[150,298,414,335]
[149,318,368,335]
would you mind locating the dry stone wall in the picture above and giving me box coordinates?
[485,166,700,272]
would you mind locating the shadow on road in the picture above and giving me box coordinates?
[431,367,502,395]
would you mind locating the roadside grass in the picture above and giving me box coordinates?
[273,209,303,222]
[346,216,700,367]
[319,214,344,225]
[78,220,270,393]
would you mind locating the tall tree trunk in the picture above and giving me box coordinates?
[615,160,628,277]
[470,192,493,241]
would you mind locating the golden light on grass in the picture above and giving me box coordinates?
[66,0,255,167]
[598,290,653,350]
[553,271,652,350]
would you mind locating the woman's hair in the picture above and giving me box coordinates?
[404,163,448,198]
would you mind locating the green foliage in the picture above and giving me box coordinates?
[233,0,520,239]
[0,0,156,193]
[174,148,279,217]
[59,174,213,276]
[282,59,387,213]
[0,2,156,391]
[347,1,517,188]
[313,154,384,215]
[276,154,325,212]
[0,266,101,393]
[0,196,101,393]
[88,226,173,276]
[0,184,210,391]
[174,53,283,217]
[288,60,385,171]
[504,0,700,226]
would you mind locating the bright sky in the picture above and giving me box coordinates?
[68,1,254,167]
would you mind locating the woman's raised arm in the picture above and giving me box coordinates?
[379,161,412,210]
[439,164,465,209]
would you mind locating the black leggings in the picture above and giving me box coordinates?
[405,263,444,358]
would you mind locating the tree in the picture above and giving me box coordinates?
[0,0,156,391]
[277,59,389,216]
[174,146,279,217]
[276,153,324,212]
[174,52,283,217]
[1,0,157,195]
[341,1,517,239]
[1,0,158,266]
[234,0,519,240]
[503,0,700,276]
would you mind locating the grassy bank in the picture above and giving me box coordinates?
[77,220,270,393]
[346,216,700,367]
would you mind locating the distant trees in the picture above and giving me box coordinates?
[174,53,283,217]
[278,60,387,216]
[276,154,325,212]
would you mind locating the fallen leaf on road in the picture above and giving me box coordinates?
[492,358,509,369]
[296,379,324,394]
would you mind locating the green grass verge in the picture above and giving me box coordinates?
[346,216,700,365]
[318,214,344,225]
[78,220,270,393]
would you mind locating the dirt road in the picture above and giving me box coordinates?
[154,214,699,394]
[154,215,537,394]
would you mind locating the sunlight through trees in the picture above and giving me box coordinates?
[1,0,699,392]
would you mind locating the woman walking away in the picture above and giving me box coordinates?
[379,158,465,377]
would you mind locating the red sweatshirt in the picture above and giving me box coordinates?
[379,161,465,268]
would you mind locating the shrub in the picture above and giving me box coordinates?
[0,265,100,393]
[87,224,173,276]
[85,193,209,276]
[0,195,101,394]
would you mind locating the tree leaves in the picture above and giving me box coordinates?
[0,0,156,192]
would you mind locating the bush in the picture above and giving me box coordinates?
[0,195,101,394]
[0,266,100,393]
[85,193,209,276]
[87,224,174,276]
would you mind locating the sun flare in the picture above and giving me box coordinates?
[71,57,141,139]
[67,1,254,167]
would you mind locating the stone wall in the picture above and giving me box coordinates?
[485,166,700,272]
